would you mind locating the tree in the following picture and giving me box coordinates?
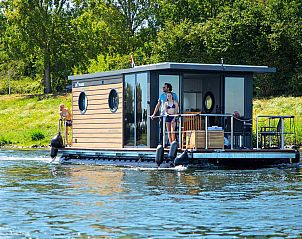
[72,0,156,73]
[3,0,74,93]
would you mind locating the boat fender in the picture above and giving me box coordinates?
[50,133,64,149]
[294,150,300,163]
[168,141,178,160]
[155,144,164,166]
[174,150,189,166]
[50,147,58,159]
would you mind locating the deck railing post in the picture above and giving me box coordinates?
[281,117,285,149]
[162,116,166,147]
[256,116,259,149]
[178,115,182,148]
[62,120,66,146]
[230,116,233,150]
[205,116,208,149]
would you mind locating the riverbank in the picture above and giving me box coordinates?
[0,94,71,148]
[0,94,301,148]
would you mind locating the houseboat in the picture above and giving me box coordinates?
[50,62,300,169]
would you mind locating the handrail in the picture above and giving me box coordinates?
[58,119,66,146]
[161,113,235,149]
[256,115,295,149]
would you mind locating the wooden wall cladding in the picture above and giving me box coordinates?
[72,82,123,149]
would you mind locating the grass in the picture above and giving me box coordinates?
[253,96,302,144]
[0,94,71,148]
[0,94,301,148]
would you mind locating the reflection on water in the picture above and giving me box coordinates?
[0,150,301,238]
[66,166,125,196]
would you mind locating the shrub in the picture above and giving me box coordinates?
[0,77,43,95]
[30,130,45,141]
[0,136,12,145]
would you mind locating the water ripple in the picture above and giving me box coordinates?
[0,150,301,238]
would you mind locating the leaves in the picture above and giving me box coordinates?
[0,0,301,97]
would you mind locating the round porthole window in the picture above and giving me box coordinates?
[108,89,119,112]
[78,92,88,114]
[203,91,215,113]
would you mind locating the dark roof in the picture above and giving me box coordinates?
[69,62,276,80]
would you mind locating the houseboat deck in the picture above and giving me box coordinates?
[58,146,300,169]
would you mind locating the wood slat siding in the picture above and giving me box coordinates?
[70,142,123,149]
[74,128,122,134]
[73,111,122,117]
[72,125,123,132]
[73,121,122,129]
[72,81,123,149]
[72,88,124,97]
[73,131,121,137]
[73,114,121,124]
[73,84,123,93]
[73,137,121,143]
[73,113,122,120]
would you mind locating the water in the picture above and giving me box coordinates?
[0,150,301,238]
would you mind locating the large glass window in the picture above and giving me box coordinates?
[158,75,180,102]
[136,73,148,146]
[225,77,244,115]
[124,73,148,147]
[124,75,135,146]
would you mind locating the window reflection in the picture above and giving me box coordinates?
[124,75,135,146]
[136,73,147,146]
[124,73,148,147]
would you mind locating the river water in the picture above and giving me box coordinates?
[0,149,301,238]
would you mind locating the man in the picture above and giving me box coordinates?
[151,83,178,145]
[151,83,178,119]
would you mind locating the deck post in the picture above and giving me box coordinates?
[281,117,285,149]
[256,116,259,149]
[163,116,166,147]
[63,120,66,146]
[205,116,208,149]
[178,115,182,148]
[230,116,233,150]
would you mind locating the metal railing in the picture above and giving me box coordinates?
[256,115,295,149]
[162,113,236,149]
[58,119,72,146]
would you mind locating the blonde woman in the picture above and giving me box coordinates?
[164,92,179,145]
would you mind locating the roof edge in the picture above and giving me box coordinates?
[69,62,276,81]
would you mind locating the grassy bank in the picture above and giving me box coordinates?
[0,94,71,148]
[254,97,302,144]
[0,94,301,148]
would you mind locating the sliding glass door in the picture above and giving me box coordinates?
[124,72,148,147]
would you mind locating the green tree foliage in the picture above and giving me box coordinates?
[72,0,155,73]
[0,0,301,97]
[2,0,78,93]
[152,0,302,97]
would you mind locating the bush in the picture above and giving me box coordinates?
[0,136,12,145]
[30,130,45,141]
[0,77,43,95]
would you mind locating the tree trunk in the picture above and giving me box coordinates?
[44,66,51,94]
[44,48,52,94]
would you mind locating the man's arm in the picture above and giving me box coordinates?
[151,101,161,119]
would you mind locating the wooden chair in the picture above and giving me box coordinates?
[181,112,204,149]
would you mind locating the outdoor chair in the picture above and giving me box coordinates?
[260,118,281,148]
